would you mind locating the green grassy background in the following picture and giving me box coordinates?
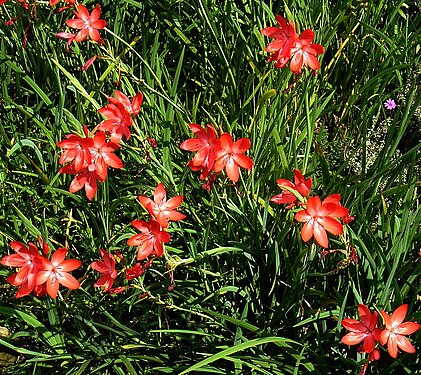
[0,0,420,373]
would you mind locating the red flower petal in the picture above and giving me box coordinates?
[313,221,328,248]
[391,304,408,326]
[59,259,82,271]
[301,221,314,242]
[46,278,60,299]
[306,196,321,216]
[66,19,85,29]
[233,154,253,169]
[394,322,420,335]
[318,216,343,236]
[290,52,303,74]
[154,183,166,204]
[51,247,68,265]
[299,29,315,44]
[165,196,183,209]
[58,272,80,290]
[165,211,186,222]
[387,334,398,358]
[396,335,416,354]
[362,334,376,353]
[341,332,366,346]
[219,133,233,150]
[225,158,240,182]
[294,209,312,222]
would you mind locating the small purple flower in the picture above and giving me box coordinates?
[384,99,397,110]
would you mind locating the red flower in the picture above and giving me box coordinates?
[61,164,101,201]
[341,304,382,354]
[180,124,221,180]
[89,131,123,181]
[127,219,171,260]
[270,169,312,209]
[33,283,47,298]
[65,4,106,43]
[90,249,118,292]
[137,183,186,228]
[260,15,298,69]
[108,90,143,116]
[108,286,126,294]
[380,304,420,358]
[18,0,28,10]
[98,103,132,143]
[56,126,93,173]
[98,91,143,143]
[0,241,44,298]
[57,127,123,200]
[213,133,254,182]
[261,14,324,73]
[368,348,380,361]
[289,30,324,74]
[35,248,81,299]
[55,32,76,52]
[294,194,349,248]
[125,259,153,280]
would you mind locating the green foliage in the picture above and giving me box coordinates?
[0,0,420,373]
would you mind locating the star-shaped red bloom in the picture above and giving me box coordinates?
[127,219,171,260]
[380,304,420,358]
[341,304,382,354]
[60,164,101,201]
[261,14,324,73]
[56,126,93,173]
[260,15,298,69]
[213,133,254,183]
[35,248,81,299]
[65,4,106,43]
[89,131,123,181]
[108,91,143,116]
[0,241,44,298]
[98,91,143,143]
[180,123,221,180]
[294,194,349,248]
[270,169,312,209]
[289,29,325,74]
[138,183,186,228]
[90,249,118,292]
[57,127,123,201]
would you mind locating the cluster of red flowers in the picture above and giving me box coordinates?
[88,182,184,293]
[180,123,254,187]
[261,15,324,74]
[89,249,154,293]
[56,3,106,50]
[57,125,123,200]
[0,239,81,299]
[127,182,185,261]
[98,90,144,143]
[57,90,142,200]
[341,304,420,373]
[271,169,352,248]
